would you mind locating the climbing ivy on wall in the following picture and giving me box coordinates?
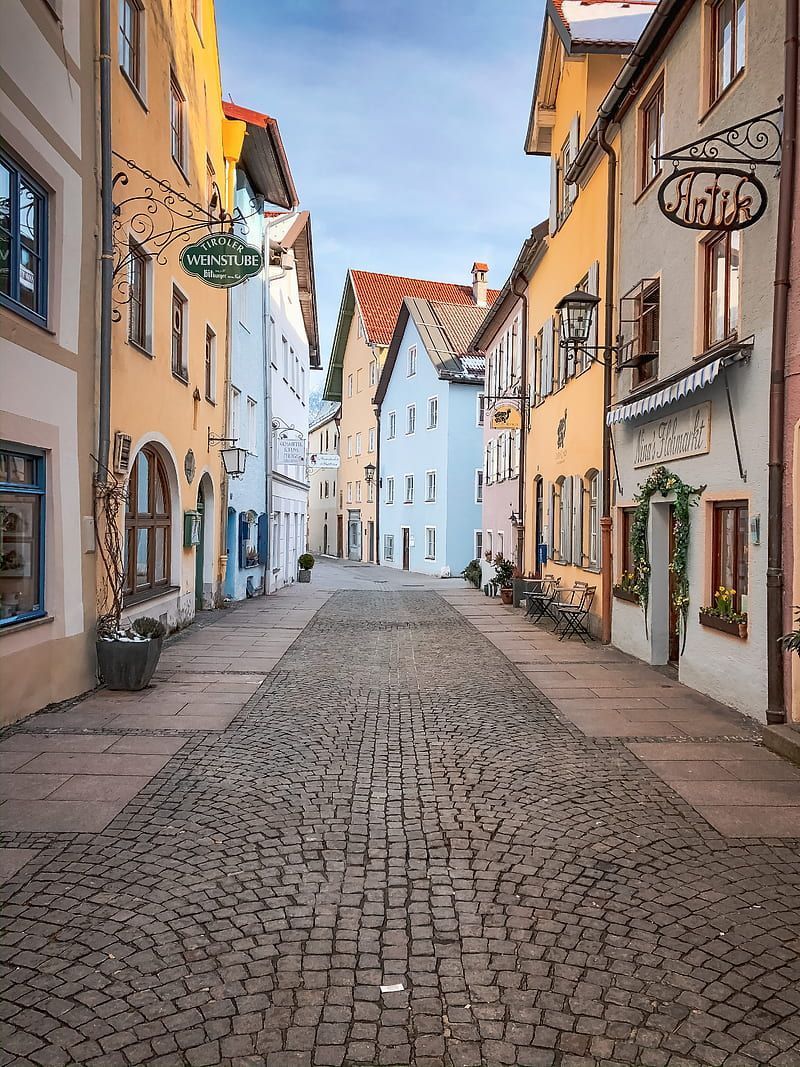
[630,465,705,649]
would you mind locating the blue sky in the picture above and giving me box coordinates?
[216,1,549,381]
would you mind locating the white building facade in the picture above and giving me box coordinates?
[308,403,340,558]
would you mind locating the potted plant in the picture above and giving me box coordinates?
[462,559,482,589]
[781,607,800,653]
[699,586,748,639]
[298,552,315,583]
[613,571,640,604]
[494,554,515,605]
[94,477,167,690]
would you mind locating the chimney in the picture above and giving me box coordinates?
[472,262,488,307]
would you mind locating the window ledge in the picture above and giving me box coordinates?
[700,67,747,126]
[172,372,190,386]
[120,68,148,113]
[0,613,52,636]
[128,338,154,359]
[124,585,179,610]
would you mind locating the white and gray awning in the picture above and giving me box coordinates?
[607,358,724,425]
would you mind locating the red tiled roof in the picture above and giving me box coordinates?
[472,261,489,272]
[350,269,500,346]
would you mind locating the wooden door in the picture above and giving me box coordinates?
[368,521,375,563]
[402,529,410,571]
[668,504,679,663]
[194,486,205,610]
[337,516,343,558]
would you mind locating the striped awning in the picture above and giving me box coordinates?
[607,358,723,425]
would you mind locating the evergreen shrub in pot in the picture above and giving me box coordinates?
[298,552,315,583]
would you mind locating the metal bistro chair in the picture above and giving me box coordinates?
[554,584,596,642]
[525,575,561,622]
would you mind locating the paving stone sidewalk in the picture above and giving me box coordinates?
[0,566,799,1067]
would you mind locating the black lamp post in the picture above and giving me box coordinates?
[555,287,601,350]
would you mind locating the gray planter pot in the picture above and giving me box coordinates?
[96,636,163,691]
[298,569,312,583]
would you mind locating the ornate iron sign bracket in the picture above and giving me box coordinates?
[110,153,263,317]
[658,105,783,169]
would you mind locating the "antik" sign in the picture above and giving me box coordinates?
[633,402,711,469]
[180,232,263,288]
[658,167,768,231]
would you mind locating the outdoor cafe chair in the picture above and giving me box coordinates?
[525,575,561,622]
[554,585,596,642]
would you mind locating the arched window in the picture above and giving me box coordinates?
[125,446,171,599]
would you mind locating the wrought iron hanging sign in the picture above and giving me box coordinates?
[657,105,782,232]
[490,403,522,430]
[179,232,263,287]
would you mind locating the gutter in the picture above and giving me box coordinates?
[97,0,113,482]
[767,0,799,724]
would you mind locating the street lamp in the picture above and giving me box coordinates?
[208,429,248,478]
[555,287,600,349]
[363,462,376,485]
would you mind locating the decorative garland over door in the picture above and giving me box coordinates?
[630,465,705,652]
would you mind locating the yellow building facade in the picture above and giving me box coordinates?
[109,0,239,626]
[521,2,651,636]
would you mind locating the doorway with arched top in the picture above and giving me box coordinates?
[195,482,206,611]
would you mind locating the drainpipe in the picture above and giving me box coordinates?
[512,273,529,571]
[97,0,113,483]
[767,0,799,724]
[596,119,617,645]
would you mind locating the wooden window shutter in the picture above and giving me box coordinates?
[549,154,559,236]
[568,114,580,205]
[586,261,600,370]
[548,482,555,559]
[573,476,584,566]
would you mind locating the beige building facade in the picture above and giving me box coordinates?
[307,404,340,558]
[0,0,98,723]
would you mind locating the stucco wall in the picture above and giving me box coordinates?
[308,414,339,556]
[611,0,782,720]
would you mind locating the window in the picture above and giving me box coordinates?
[204,326,216,401]
[356,368,363,392]
[475,469,483,504]
[588,472,599,568]
[347,374,353,397]
[0,447,45,626]
[171,287,188,380]
[169,72,186,171]
[425,527,436,560]
[355,481,362,503]
[406,405,416,435]
[425,470,437,502]
[355,432,362,456]
[705,231,740,348]
[229,385,241,443]
[497,531,504,559]
[128,240,149,349]
[713,501,748,613]
[711,0,746,104]
[387,412,396,440]
[369,360,378,387]
[557,478,569,560]
[293,351,300,393]
[246,397,257,454]
[119,0,142,90]
[620,507,636,577]
[477,393,486,426]
[0,149,48,323]
[385,476,395,504]
[346,481,352,503]
[486,531,493,559]
[404,475,414,504]
[384,534,395,561]
[557,134,575,225]
[368,428,375,453]
[124,446,171,599]
[269,318,277,368]
[640,78,664,191]
[239,510,259,569]
[474,531,483,561]
[346,436,353,459]
[634,281,660,387]
[427,396,439,429]
[367,480,374,503]
[407,345,417,376]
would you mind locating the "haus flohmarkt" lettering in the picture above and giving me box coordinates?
[633,402,711,468]
[179,232,263,288]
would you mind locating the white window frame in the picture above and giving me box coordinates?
[355,480,362,503]
[474,530,483,561]
[368,427,375,453]
[425,526,436,560]
[246,396,257,455]
[407,345,417,376]
[406,404,416,435]
[384,533,395,561]
[385,476,395,504]
[346,481,353,503]
[347,373,353,397]
[355,432,362,456]
[369,360,378,387]
[229,384,241,444]
[475,469,483,504]
[497,531,505,559]
[588,472,599,569]
[387,411,396,440]
[347,436,353,459]
[404,474,414,504]
[425,469,436,502]
[427,395,439,429]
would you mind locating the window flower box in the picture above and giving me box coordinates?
[613,584,640,605]
[699,608,747,639]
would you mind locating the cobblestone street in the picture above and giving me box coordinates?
[1,562,800,1067]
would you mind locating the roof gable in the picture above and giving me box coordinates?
[223,100,298,209]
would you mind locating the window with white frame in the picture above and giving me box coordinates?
[558,477,570,560]
[169,71,186,171]
[355,481,362,503]
[246,397,257,454]
[119,0,144,92]
[355,432,362,456]
[347,436,353,459]
[588,471,599,568]
[407,345,417,376]
[474,530,483,560]
[384,534,395,561]
[282,336,289,379]
[367,480,374,503]
[347,373,353,397]
[475,469,483,503]
[369,360,378,387]
[229,385,241,443]
[346,481,352,503]
[387,411,396,439]
[425,526,436,559]
[385,476,395,504]
[427,396,438,429]
[406,404,416,435]
[368,427,375,452]
[404,474,414,503]
[486,530,493,558]
[497,531,505,559]
[425,470,436,502]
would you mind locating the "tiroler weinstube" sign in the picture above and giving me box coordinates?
[179,232,263,288]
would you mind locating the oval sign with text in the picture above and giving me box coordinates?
[179,232,263,288]
[657,166,768,231]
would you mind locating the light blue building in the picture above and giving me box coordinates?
[223,104,298,601]
[375,296,488,576]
